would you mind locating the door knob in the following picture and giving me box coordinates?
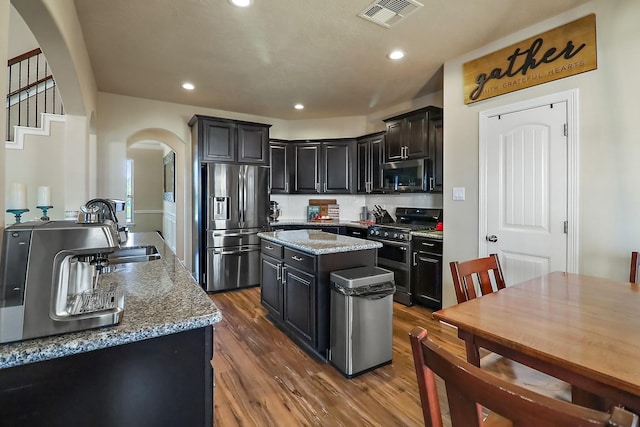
[486,235,498,242]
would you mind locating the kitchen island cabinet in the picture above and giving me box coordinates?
[258,229,381,361]
[0,232,221,427]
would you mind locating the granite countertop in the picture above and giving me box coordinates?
[0,232,221,369]
[271,220,371,229]
[258,229,382,255]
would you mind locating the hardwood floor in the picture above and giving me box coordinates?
[210,287,463,426]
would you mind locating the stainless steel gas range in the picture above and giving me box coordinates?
[367,207,442,306]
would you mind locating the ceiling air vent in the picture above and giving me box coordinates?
[358,0,424,28]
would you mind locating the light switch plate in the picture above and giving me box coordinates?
[453,187,465,201]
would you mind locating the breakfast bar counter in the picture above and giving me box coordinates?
[0,231,220,427]
[258,228,382,255]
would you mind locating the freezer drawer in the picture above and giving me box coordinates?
[205,245,261,292]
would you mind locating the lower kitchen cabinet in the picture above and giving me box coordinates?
[260,239,376,360]
[261,253,284,317]
[411,236,443,310]
[283,264,316,345]
[0,327,213,427]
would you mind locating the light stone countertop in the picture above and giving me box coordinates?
[270,220,372,229]
[258,229,382,255]
[0,232,221,369]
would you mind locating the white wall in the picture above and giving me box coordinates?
[442,0,640,307]
[1,0,9,237]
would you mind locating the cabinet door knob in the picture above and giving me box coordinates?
[486,235,498,242]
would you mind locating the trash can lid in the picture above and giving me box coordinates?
[330,266,394,288]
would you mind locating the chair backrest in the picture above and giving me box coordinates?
[449,253,506,304]
[409,327,639,427]
[630,252,639,283]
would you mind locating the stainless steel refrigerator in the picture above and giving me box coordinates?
[203,163,269,292]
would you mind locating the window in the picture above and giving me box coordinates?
[125,158,134,223]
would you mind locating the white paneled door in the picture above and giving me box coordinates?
[484,102,568,286]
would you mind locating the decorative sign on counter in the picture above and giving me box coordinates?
[463,14,597,104]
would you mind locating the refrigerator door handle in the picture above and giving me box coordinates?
[211,230,259,238]
[238,169,245,224]
[211,246,259,255]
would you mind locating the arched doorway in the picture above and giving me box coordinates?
[127,129,188,264]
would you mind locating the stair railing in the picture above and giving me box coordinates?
[6,48,64,141]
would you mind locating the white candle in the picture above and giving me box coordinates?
[7,183,27,210]
[37,186,51,206]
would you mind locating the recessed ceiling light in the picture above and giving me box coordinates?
[294,104,304,110]
[182,82,195,90]
[229,0,253,7]
[388,50,405,60]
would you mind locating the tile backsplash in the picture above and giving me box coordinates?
[271,193,443,222]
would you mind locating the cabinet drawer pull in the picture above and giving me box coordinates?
[291,255,304,262]
[265,245,274,250]
[422,242,435,247]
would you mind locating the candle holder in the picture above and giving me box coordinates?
[37,205,53,221]
[6,208,29,224]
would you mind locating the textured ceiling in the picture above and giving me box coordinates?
[73,0,590,119]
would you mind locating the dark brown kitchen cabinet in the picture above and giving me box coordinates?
[189,115,271,164]
[411,236,442,310]
[356,132,384,193]
[260,244,317,354]
[283,264,316,345]
[428,112,444,192]
[269,140,289,193]
[291,142,322,193]
[383,106,441,162]
[291,139,354,194]
[0,327,213,427]
[260,238,376,361]
[322,139,354,193]
[261,254,284,317]
[238,122,270,164]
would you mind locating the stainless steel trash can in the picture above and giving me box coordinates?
[329,266,395,378]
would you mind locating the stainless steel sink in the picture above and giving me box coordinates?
[107,245,161,264]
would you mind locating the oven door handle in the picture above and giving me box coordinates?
[371,237,410,248]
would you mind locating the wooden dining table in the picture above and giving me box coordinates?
[433,271,640,412]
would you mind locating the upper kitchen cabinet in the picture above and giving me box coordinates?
[383,106,442,163]
[322,139,354,193]
[269,140,289,194]
[428,111,443,192]
[291,142,322,193]
[189,115,271,165]
[291,139,354,194]
[356,132,384,194]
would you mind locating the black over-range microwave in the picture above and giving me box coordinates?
[380,158,433,192]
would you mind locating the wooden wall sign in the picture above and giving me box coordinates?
[463,14,597,104]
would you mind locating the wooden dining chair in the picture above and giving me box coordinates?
[630,252,639,283]
[449,254,571,402]
[409,327,639,427]
[449,253,505,304]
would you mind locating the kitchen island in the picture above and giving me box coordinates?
[258,229,382,361]
[0,232,221,427]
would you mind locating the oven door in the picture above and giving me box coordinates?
[373,238,412,306]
